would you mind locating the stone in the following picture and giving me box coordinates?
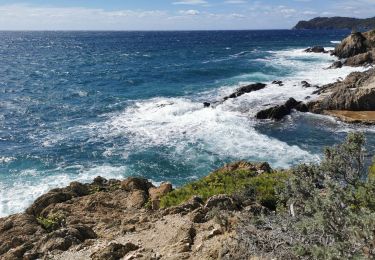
[90,242,139,260]
[149,182,173,210]
[121,177,154,192]
[203,102,211,108]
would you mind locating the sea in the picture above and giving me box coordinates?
[1,30,375,217]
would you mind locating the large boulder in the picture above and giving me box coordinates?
[334,32,368,59]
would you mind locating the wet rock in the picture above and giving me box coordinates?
[272,80,284,86]
[93,176,107,186]
[301,80,312,88]
[203,102,211,108]
[256,98,308,120]
[91,242,139,260]
[304,46,327,53]
[224,83,266,100]
[328,60,343,69]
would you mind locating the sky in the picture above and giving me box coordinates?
[0,0,374,30]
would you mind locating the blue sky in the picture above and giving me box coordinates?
[0,0,374,30]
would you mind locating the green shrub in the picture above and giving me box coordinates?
[160,165,289,209]
[37,212,65,232]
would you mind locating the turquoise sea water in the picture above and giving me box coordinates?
[1,30,374,217]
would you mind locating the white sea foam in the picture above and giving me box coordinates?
[331,41,341,44]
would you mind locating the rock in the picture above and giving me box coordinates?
[272,80,284,86]
[39,225,96,253]
[256,105,289,120]
[127,190,149,208]
[203,102,211,108]
[69,182,90,197]
[344,51,374,67]
[148,182,173,210]
[256,98,308,120]
[224,83,266,100]
[121,177,154,192]
[301,81,312,88]
[334,32,368,59]
[217,161,272,175]
[26,191,73,216]
[206,228,223,239]
[308,68,375,112]
[305,46,327,53]
[91,242,139,260]
[93,176,107,186]
[328,60,343,69]
[205,195,240,211]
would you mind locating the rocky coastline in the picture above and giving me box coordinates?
[2,30,375,260]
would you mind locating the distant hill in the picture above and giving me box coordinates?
[293,17,375,30]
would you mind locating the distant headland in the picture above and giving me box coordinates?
[294,16,375,30]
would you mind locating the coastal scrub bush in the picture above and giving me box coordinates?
[159,166,289,209]
[238,132,375,259]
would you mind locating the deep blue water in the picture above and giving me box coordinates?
[1,30,374,217]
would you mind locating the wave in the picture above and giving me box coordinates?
[331,41,341,44]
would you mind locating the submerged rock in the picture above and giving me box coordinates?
[224,83,266,100]
[304,46,327,53]
[272,80,284,86]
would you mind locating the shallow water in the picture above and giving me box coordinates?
[0,30,374,217]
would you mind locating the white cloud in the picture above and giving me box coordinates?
[179,9,200,15]
[224,0,247,4]
[172,0,208,5]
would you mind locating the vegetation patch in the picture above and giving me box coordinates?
[37,212,66,232]
[160,164,289,209]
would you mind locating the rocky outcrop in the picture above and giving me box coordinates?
[308,68,375,113]
[256,98,308,121]
[224,83,266,100]
[334,32,368,59]
[0,161,278,260]
[344,51,374,66]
